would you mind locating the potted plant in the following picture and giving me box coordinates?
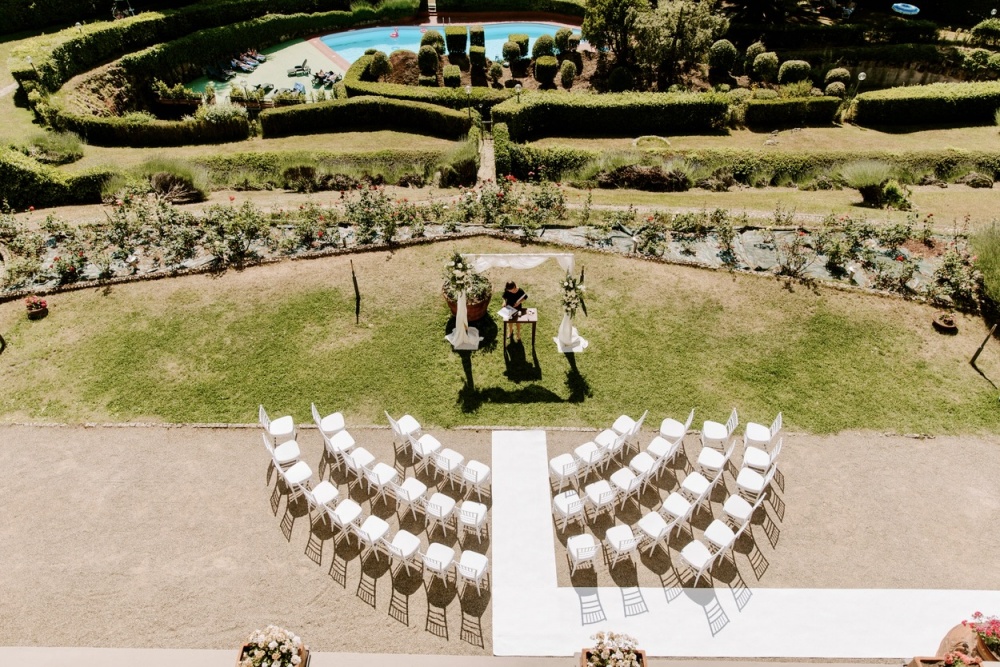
[964,612,1000,661]
[236,625,308,667]
[25,295,48,320]
[933,311,958,333]
[442,250,493,322]
[580,631,645,667]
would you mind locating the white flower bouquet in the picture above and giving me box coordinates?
[585,631,643,667]
[561,272,587,317]
[442,250,491,301]
[238,625,304,667]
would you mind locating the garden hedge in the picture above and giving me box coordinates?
[743,97,842,128]
[445,25,468,54]
[852,81,1000,126]
[493,122,512,176]
[470,25,485,48]
[344,54,512,110]
[260,96,474,139]
[726,18,938,49]
[0,0,195,36]
[470,46,487,70]
[50,111,251,147]
[0,147,114,209]
[491,92,730,141]
[434,0,585,16]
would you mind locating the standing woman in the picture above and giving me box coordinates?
[502,280,528,341]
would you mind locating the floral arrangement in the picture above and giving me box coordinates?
[238,625,304,667]
[442,250,491,302]
[561,271,587,317]
[943,651,981,667]
[25,295,47,311]
[585,631,642,667]
[964,611,1000,652]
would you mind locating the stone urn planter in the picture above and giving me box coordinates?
[977,635,999,662]
[442,284,493,322]
[580,649,646,667]
[236,644,309,667]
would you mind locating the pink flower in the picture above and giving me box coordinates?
[229,195,235,202]
[28,206,34,212]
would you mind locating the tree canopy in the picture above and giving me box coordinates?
[582,0,651,67]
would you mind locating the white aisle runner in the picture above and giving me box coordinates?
[490,430,1000,658]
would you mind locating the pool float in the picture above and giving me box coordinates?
[390,28,399,38]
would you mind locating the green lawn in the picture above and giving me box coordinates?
[1,238,997,433]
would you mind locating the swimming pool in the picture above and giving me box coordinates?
[319,22,580,64]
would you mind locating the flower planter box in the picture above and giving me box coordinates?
[580,649,646,667]
[236,643,309,667]
[978,636,999,662]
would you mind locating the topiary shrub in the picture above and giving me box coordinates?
[825,81,847,98]
[503,40,522,63]
[971,18,1000,47]
[470,25,485,47]
[418,45,439,76]
[443,64,461,88]
[369,50,392,81]
[419,74,438,87]
[778,59,812,84]
[708,39,738,73]
[445,25,468,55]
[509,33,529,58]
[559,60,577,89]
[489,62,503,86]
[608,66,634,92]
[745,41,766,65]
[555,27,573,54]
[753,88,779,100]
[532,34,555,59]
[470,45,486,70]
[534,55,558,85]
[840,159,895,207]
[825,67,851,86]
[753,52,779,82]
[568,33,581,52]
[421,29,445,55]
[728,87,752,103]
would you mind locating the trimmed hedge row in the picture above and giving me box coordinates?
[51,113,251,147]
[726,18,939,49]
[344,54,512,110]
[852,81,1000,126]
[0,148,113,209]
[743,97,842,128]
[434,0,585,16]
[493,122,512,176]
[260,96,474,139]
[491,92,730,141]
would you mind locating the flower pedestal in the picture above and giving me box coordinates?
[236,644,309,667]
[579,649,646,667]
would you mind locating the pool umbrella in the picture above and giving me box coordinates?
[891,3,920,15]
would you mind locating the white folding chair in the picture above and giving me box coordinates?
[573,440,607,480]
[408,432,442,475]
[567,534,598,575]
[363,461,399,507]
[745,412,782,449]
[302,480,340,526]
[421,543,455,585]
[353,514,390,562]
[701,408,738,450]
[660,408,694,444]
[609,467,643,510]
[658,490,695,531]
[595,429,628,464]
[646,433,684,479]
[635,510,685,556]
[321,429,355,475]
[343,446,375,491]
[583,480,616,521]
[604,524,640,568]
[628,451,660,492]
[722,491,767,528]
[703,518,739,553]
[456,550,489,595]
[262,432,300,470]
[680,468,724,513]
[424,492,457,537]
[461,459,491,501]
[458,499,488,543]
[277,460,312,504]
[431,448,465,491]
[737,464,777,503]
[388,477,428,521]
[612,409,648,456]
[744,437,782,473]
[678,537,727,584]
[312,402,345,437]
[695,439,737,477]
[259,404,295,444]
[324,498,363,547]
[552,490,585,531]
[385,411,421,443]
[549,453,580,492]
[379,529,421,576]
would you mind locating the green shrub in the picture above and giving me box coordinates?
[568,33,581,52]
[445,25,468,54]
[608,66,634,92]
[996,107,1000,127]
[555,27,573,53]
[443,65,462,88]
[753,88,779,100]
[559,60,577,89]
[971,18,1000,47]
[492,92,731,141]
[369,50,392,80]
[419,74,438,87]
[260,96,473,139]
[194,101,248,124]
[418,45,439,76]
[534,55,558,85]
[825,81,847,98]
[744,97,841,128]
[0,147,111,209]
[470,46,487,70]
[503,40,522,63]
[779,81,815,98]
[489,62,504,85]
[972,222,1000,309]
[825,67,852,86]
[725,18,937,50]
[435,0,586,15]
[509,33,529,58]
[753,52,779,82]
[709,39,738,73]
[840,159,895,206]
[778,59,812,84]
[470,24,485,47]
[421,29,446,55]
[140,158,208,204]
[728,87,753,103]
[493,122,512,176]
[17,131,84,165]
[853,81,1000,126]
[532,34,555,59]
[745,41,766,65]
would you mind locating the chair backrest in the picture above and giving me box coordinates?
[460,507,480,524]
[384,410,400,436]
[761,464,777,489]
[631,410,649,436]
[725,408,739,437]
[311,403,323,429]
[457,562,481,580]
[770,412,783,438]
[682,408,695,432]
[599,489,616,504]
[560,459,578,477]
[344,451,362,473]
[363,466,380,485]
[261,432,275,457]
[749,491,768,516]
[573,544,598,562]
[259,404,270,430]
[384,539,405,559]
[431,452,447,469]
[618,536,641,553]
[722,439,738,463]
[731,517,752,547]
[769,438,783,465]
[462,462,481,483]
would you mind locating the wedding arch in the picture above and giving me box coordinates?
[445,252,589,353]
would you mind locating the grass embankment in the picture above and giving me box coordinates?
[0,238,997,433]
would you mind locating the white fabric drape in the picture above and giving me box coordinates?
[446,291,481,349]
[558,312,575,346]
[467,253,574,274]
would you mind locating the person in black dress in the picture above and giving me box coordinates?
[502,280,528,341]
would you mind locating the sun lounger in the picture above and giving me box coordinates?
[292,82,306,95]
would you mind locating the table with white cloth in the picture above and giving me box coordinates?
[501,307,537,353]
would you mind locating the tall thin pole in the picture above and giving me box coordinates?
[970,323,997,367]
[350,260,361,325]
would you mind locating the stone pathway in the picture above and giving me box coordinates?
[478,135,495,183]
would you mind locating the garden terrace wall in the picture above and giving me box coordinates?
[344,55,512,110]
[491,93,730,141]
[852,80,1000,126]
[260,96,475,139]
[0,148,113,209]
[743,97,842,129]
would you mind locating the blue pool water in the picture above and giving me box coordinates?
[320,22,578,64]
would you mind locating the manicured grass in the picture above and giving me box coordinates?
[1,238,997,433]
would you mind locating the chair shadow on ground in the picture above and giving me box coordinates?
[460,583,491,648]
[388,567,424,627]
[425,576,458,640]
